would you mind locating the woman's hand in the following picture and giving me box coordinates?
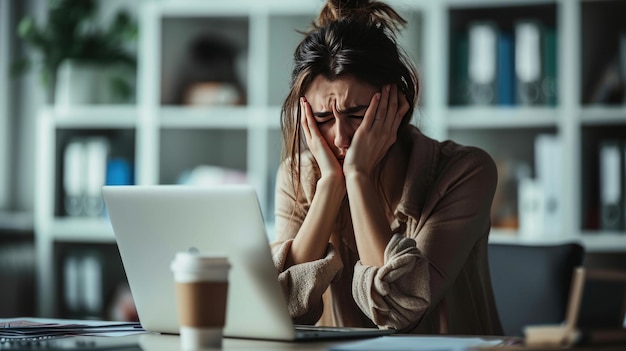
[343,84,409,177]
[300,97,345,182]
[288,97,347,267]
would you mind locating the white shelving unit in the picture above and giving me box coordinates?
[34,0,626,318]
[34,106,136,317]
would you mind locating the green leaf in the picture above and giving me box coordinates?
[17,17,35,39]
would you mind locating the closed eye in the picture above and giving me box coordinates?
[315,117,333,125]
[349,115,364,120]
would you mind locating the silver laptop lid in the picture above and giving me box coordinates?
[102,185,296,340]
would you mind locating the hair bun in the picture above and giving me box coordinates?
[315,0,406,34]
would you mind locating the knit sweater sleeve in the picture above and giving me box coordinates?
[272,239,343,324]
[352,234,430,330]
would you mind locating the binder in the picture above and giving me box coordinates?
[82,253,103,316]
[535,134,563,237]
[451,31,469,105]
[496,31,515,106]
[84,137,110,217]
[468,21,497,105]
[599,140,624,231]
[106,158,133,186]
[63,255,80,313]
[63,139,86,216]
[63,137,111,217]
[619,31,626,105]
[518,178,544,240]
[63,252,103,317]
[515,20,544,105]
[623,140,626,232]
[542,26,558,106]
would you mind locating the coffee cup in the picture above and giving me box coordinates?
[171,250,231,349]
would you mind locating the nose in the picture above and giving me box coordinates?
[332,107,353,153]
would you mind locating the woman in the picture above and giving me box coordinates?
[271,0,503,335]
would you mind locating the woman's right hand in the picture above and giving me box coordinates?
[300,97,345,183]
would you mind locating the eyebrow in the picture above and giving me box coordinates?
[312,105,369,118]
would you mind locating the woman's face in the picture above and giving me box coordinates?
[303,74,378,164]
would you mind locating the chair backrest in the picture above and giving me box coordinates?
[488,242,585,336]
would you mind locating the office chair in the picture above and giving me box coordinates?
[488,242,585,336]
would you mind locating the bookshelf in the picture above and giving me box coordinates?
[33,0,626,319]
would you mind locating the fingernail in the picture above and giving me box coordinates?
[386,85,391,92]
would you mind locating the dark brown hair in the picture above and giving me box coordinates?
[280,0,420,193]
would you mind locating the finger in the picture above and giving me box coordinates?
[303,98,327,148]
[364,92,381,129]
[302,98,320,138]
[383,84,399,132]
[300,97,312,142]
[374,84,390,126]
[394,91,410,130]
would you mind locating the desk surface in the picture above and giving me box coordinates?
[142,333,359,350]
[1,318,623,351]
[110,333,626,351]
[2,333,624,351]
[0,333,381,351]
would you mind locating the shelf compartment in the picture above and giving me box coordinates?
[580,124,626,231]
[54,129,136,218]
[159,129,248,185]
[448,3,557,107]
[450,127,558,232]
[53,241,126,320]
[581,0,626,106]
[160,15,249,107]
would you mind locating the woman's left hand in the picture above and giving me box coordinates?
[343,84,409,177]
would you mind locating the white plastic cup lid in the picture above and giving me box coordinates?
[170,250,230,273]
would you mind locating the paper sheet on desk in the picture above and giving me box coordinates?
[0,319,145,338]
[328,335,504,351]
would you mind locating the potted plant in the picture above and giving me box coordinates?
[13,0,137,104]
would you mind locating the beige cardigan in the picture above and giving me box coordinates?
[271,127,503,335]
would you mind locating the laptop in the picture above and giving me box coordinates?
[102,184,395,341]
